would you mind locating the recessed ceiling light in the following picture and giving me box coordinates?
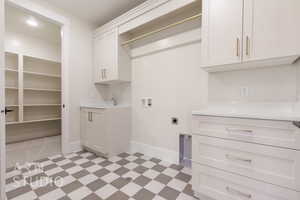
[26,18,38,27]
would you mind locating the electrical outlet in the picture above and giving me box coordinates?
[141,98,146,107]
[147,98,152,107]
[240,87,249,97]
[172,117,178,125]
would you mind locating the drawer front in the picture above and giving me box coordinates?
[192,163,300,200]
[192,115,300,149]
[192,135,300,190]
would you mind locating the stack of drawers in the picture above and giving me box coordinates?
[191,115,300,200]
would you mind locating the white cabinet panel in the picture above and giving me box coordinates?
[80,107,131,157]
[94,30,118,83]
[86,111,107,155]
[93,29,131,84]
[201,0,243,67]
[193,135,300,190]
[81,109,108,156]
[243,0,300,61]
[192,114,300,199]
[94,36,104,83]
[201,0,300,72]
[192,163,300,200]
[192,115,300,150]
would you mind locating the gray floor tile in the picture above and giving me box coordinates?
[107,191,129,200]
[6,151,194,200]
[133,188,155,200]
[6,185,31,200]
[159,186,180,200]
[133,175,151,187]
[86,179,106,192]
[61,180,83,194]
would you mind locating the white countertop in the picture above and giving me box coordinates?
[192,102,300,121]
[80,103,131,109]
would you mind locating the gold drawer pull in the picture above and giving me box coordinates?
[226,186,252,199]
[226,154,252,163]
[226,128,253,134]
[236,38,240,57]
[246,36,250,56]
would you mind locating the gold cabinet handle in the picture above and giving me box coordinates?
[88,112,91,121]
[246,36,250,56]
[226,154,252,163]
[226,128,253,134]
[236,38,240,57]
[226,186,252,199]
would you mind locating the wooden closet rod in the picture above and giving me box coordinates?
[122,13,202,46]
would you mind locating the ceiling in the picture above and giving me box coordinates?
[47,0,147,26]
[5,4,61,43]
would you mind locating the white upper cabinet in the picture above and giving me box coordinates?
[201,0,244,67]
[201,0,300,72]
[243,0,300,62]
[94,28,131,84]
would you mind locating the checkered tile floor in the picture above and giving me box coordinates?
[6,151,196,200]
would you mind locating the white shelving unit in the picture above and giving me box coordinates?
[5,52,62,144]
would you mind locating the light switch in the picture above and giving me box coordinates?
[141,98,146,107]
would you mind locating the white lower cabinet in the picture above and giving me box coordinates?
[192,115,300,199]
[193,164,300,200]
[80,107,131,157]
[81,109,108,155]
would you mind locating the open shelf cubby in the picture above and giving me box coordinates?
[5,52,18,70]
[5,88,18,106]
[5,106,19,124]
[24,90,61,105]
[5,70,18,88]
[5,51,62,143]
[24,106,61,122]
[6,120,61,144]
[23,56,61,77]
[24,73,61,91]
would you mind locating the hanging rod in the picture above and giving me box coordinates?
[122,13,202,46]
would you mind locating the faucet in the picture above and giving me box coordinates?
[111,97,117,106]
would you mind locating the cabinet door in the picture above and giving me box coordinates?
[243,0,300,61]
[80,110,89,146]
[94,29,118,83]
[86,111,108,155]
[94,37,105,83]
[201,0,243,67]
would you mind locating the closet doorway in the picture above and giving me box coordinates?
[0,0,69,197]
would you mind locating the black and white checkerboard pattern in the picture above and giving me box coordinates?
[6,151,196,200]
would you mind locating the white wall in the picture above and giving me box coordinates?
[129,26,300,162]
[67,18,105,143]
[131,28,207,158]
[16,0,105,145]
[208,62,300,103]
[5,31,61,62]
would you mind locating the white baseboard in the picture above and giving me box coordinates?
[69,141,82,153]
[130,141,179,164]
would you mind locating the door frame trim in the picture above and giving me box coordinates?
[0,1,71,198]
[0,0,5,198]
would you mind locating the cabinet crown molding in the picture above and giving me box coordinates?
[94,0,170,37]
